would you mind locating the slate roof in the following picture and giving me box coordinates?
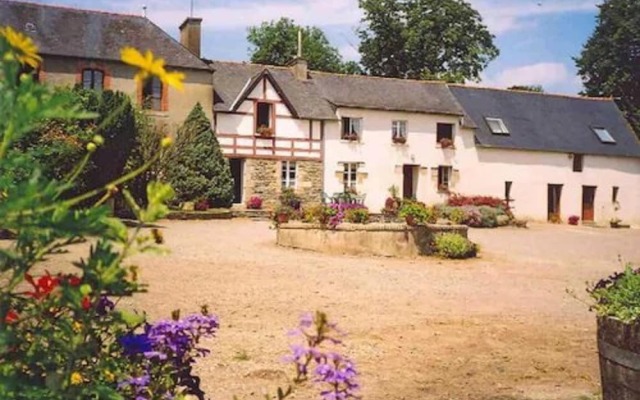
[0,0,210,70]
[449,85,640,158]
[211,61,464,120]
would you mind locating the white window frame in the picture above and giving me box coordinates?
[341,117,362,140]
[592,127,616,144]
[485,117,509,135]
[392,120,407,139]
[281,161,297,189]
[438,165,452,191]
[343,163,358,190]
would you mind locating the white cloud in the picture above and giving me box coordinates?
[479,62,584,93]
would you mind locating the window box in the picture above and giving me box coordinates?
[439,138,454,149]
[392,136,407,144]
[255,125,274,138]
[344,132,359,142]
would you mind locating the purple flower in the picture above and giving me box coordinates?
[119,332,153,356]
[96,295,115,316]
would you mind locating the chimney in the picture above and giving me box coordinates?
[289,29,308,80]
[179,17,203,57]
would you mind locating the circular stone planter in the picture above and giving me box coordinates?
[597,316,640,400]
[277,222,468,257]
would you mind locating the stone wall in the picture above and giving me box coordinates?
[243,158,323,209]
[277,222,468,257]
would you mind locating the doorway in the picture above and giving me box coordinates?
[402,165,418,199]
[229,158,244,204]
[582,186,597,222]
[547,184,563,222]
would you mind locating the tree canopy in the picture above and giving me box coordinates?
[357,0,499,82]
[508,85,545,93]
[248,18,358,73]
[575,0,640,137]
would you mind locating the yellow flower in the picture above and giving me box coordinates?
[120,47,185,90]
[72,321,83,333]
[70,372,83,385]
[0,26,42,68]
[103,370,115,382]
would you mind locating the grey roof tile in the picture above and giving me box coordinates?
[0,0,210,70]
[449,85,640,158]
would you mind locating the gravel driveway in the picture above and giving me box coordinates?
[98,221,640,399]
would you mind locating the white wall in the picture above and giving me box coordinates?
[323,107,463,211]
[323,107,640,224]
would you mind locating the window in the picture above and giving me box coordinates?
[82,69,104,90]
[572,154,584,172]
[437,166,452,191]
[612,186,619,203]
[341,117,362,140]
[343,163,358,190]
[485,117,509,135]
[142,77,163,111]
[592,127,616,144]
[281,161,297,189]
[256,102,273,132]
[392,120,407,141]
[437,123,454,142]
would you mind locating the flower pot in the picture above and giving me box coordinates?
[597,316,640,399]
[405,215,416,226]
[277,213,289,224]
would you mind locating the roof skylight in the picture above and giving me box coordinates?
[485,117,509,135]
[592,127,616,144]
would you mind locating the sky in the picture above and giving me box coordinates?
[33,0,602,95]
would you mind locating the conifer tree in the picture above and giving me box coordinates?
[165,103,234,207]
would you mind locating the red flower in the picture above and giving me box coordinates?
[81,296,92,311]
[4,310,18,324]
[66,275,81,287]
[25,272,60,299]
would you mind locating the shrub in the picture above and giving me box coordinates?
[478,206,499,228]
[246,195,263,210]
[345,207,370,224]
[399,200,437,224]
[280,187,302,210]
[434,233,478,259]
[461,206,483,227]
[448,194,507,209]
[165,103,234,208]
[303,204,336,225]
[587,265,640,323]
[449,207,466,224]
[568,215,580,225]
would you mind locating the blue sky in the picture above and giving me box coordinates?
[35,0,601,94]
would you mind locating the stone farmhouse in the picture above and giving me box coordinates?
[3,1,640,225]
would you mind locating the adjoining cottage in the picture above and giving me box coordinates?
[0,0,213,131]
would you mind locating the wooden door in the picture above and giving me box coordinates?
[547,184,562,221]
[582,186,597,222]
[403,165,414,199]
[229,158,244,204]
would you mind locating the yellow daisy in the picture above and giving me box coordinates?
[70,372,83,385]
[120,47,185,90]
[0,26,42,68]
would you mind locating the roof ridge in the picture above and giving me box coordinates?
[1,0,145,19]
[449,83,614,102]
[309,69,448,85]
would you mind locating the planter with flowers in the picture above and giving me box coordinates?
[344,132,359,142]
[256,125,274,138]
[568,215,580,225]
[439,138,454,149]
[586,265,640,399]
[246,195,263,210]
[392,136,407,145]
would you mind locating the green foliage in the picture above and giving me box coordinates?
[248,18,352,73]
[588,265,640,323]
[575,0,640,137]
[357,0,499,81]
[399,200,437,224]
[280,187,302,210]
[344,208,370,224]
[0,34,174,398]
[449,207,466,225]
[478,206,499,228]
[508,85,545,93]
[165,103,234,207]
[434,233,478,259]
[303,204,336,225]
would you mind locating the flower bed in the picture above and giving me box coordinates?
[277,222,468,257]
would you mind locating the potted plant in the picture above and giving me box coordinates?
[610,217,621,228]
[399,200,432,226]
[568,215,580,225]
[439,138,454,149]
[273,205,293,225]
[392,136,407,144]
[246,195,263,210]
[585,265,640,400]
[194,198,209,211]
[280,188,302,210]
[256,125,274,138]
[345,132,359,142]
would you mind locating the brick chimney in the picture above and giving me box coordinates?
[179,17,203,57]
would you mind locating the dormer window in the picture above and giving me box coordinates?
[592,127,616,144]
[82,69,104,90]
[485,117,509,135]
[255,102,273,134]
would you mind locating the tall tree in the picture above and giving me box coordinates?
[248,18,346,73]
[358,0,499,82]
[575,0,640,137]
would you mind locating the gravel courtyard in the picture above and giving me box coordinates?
[120,220,640,400]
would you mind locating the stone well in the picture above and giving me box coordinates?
[277,222,468,257]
